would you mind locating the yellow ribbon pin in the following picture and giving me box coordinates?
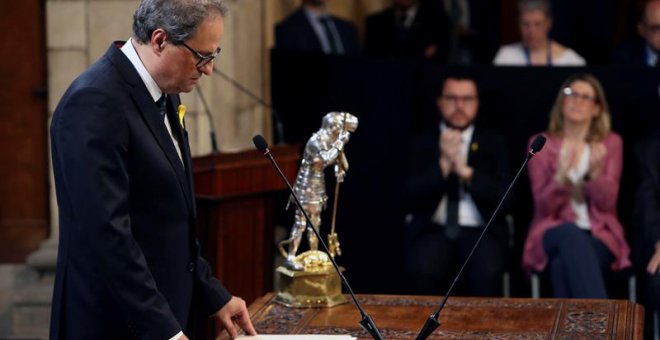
[177,104,186,128]
[470,142,479,152]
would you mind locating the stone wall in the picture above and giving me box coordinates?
[44,0,389,233]
[46,0,389,153]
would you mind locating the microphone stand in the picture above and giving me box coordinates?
[214,68,286,144]
[253,135,384,340]
[415,137,545,340]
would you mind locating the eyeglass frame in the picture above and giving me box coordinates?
[178,41,221,68]
[440,94,478,105]
[641,22,660,34]
[563,87,598,103]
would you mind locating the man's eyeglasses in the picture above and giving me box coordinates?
[179,42,221,68]
[563,87,597,103]
[642,23,660,34]
[441,94,478,105]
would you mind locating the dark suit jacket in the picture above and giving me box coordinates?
[402,125,510,246]
[611,40,650,66]
[634,132,660,262]
[364,4,450,62]
[49,43,231,340]
[275,8,360,56]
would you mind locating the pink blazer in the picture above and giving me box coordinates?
[522,133,631,273]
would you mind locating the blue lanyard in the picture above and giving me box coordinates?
[523,41,552,66]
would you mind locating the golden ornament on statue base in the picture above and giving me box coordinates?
[275,250,347,308]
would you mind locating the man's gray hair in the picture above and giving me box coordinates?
[133,0,228,44]
[517,0,551,17]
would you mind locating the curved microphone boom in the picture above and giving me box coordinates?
[215,68,286,144]
[195,86,219,153]
[415,134,547,340]
[252,134,384,340]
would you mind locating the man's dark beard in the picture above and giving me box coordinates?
[444,113,473,131]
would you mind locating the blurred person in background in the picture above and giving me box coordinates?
[276,0,360,56]
[493,0,585,66]
[523,74,631,298]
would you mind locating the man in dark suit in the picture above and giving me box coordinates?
[633,131,660,339]
[275,0,360,56]
[403,73,510,296]
[612,0,660,66]
[364,0,450,62]
[49,1,256,339]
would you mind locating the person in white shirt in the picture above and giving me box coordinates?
[493,0,585,66]
[403,72,511,297]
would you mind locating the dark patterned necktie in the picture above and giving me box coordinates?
[319,16,339,54]
[157,94,183,146]
[445,172,460,240]
[156,94,167,117]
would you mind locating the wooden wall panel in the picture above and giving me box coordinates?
[0,0,49,262]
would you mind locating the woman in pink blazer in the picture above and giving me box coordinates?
[523,73,631,298]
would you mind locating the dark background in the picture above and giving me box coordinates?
[271,49,660,297]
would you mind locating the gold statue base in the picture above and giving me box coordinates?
[275,250,347,308]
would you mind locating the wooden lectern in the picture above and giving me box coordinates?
[236,293,644,339]
[192,144,300,304]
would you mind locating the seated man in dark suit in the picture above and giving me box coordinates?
[403,73,510,296]
[275,0,360,56]
[612,0,660,66]
[633,131,660,338]
[364,0,450,62]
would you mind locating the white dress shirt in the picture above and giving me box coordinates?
[564,145,591,230]
[432,123,485,227]
[493,43,586,66]
[645,43,658,67]
[120,38,184,165]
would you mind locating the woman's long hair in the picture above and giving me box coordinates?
[547,73,612,142]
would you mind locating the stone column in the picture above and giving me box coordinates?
[26,0,91,274]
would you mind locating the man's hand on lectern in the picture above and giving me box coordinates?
[214,296,257,339]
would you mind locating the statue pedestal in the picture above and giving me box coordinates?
[274,251,347,308]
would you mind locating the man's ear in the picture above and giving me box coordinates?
[151,28,167,52]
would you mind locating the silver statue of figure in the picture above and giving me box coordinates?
[278,112,358,271]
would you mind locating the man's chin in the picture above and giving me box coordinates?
[446,121,471,131]
[179,85,195,93]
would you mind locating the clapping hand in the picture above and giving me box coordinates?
[587,142,607,180]
[439,129,462,177]
[647,243,660,275]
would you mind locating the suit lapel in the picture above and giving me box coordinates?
[107,42,194,215]
[297,9,324,51]
[167,96,196,216]
[107,42,195,215]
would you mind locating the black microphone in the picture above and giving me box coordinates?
[529,134,546,156]
[252,134,384,340]
[194,86,219,153]
[215,68,286,145]
[415,134,547,340]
